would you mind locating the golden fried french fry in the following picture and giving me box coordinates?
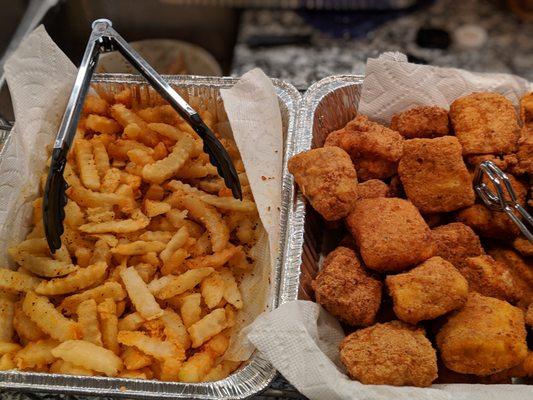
[161,309,191,350]
[100,167,121,193]
[8,250,77,278]
[49,359,94,376]
[53,243,73,264]
[12,238,48,255]
[219,268,243,310]
[187,308,227,348]
[13,300,46,342]
[147,123,203,156]
[178,351,214,382]
[35,262,107,296]
[167,181,256,212]
[168,195,229,251]
[154,268,214,300]
[118,312,145,331]
[122,346,152,370]
[83,94,109,115]
[64,200,86,227]
[86,114,121,136]
[228,247,253,272]
[75,139,101,191]
[60,281,126,315]
[144,199,171,218]
[110,104,159,147]
[0,268,41,292]
[108,139,153,161]
[112,241,166,256]
[79,210,150,234]
[86,207,115,223]
[160,226,189,262]
[139,231,173,243]
[0,341,21,355]
[175,159,218,179]
[66,185,129,209]
[118,369,148,379]
[120,267,163,321]
[200,272,225,309]
[161,248,189,276]
[145,184,165,201]
[204,332,230,357]
[117,331,184,361]
[127,148,155,167]
[131,263,157,283]
[23,291,79,341]
[188,232,212,257]
[52,340,123,377]
[90,234,119,247]
[158,357,182,381]
[77,299,103,346]
[139,105,179,124]
[91,138,111,179]
[89,239,111,265]
[180,293,202,328]
[74,247,93,268]
[98,299,120,354]
[142,136,195,184]
[184,246,239,270]
[114,88,132,107]
[0,353,15,371]
[0,291,15,342]
[139,252,160,267]
[14,339,59,369]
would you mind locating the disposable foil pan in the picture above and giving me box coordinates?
[280,75,364,302]
[0,73,301,399]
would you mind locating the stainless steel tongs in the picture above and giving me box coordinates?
[474,160,533,242]
[43,19,241,253]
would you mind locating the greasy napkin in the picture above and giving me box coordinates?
[0,29,282,362]
[246,53,533,400]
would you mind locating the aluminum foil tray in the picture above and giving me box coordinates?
[280,75,364,302]
[0,73,301,399]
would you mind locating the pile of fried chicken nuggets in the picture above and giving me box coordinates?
[288,92,533,387]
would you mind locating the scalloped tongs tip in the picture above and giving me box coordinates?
[43,19,241,253]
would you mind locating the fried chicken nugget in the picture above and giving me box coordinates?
[324,115,403,181]
[312,247,382,326]
[398,137,475,213]
[386,256,468,324]
[526,303,533,327]
[459,255,522,303]
[488,248,533,305]
[449,92,520,155]
[436,292,527,376]
[432,222,484,268]
[512,236,533,257]
[356,179,389,200]
[465,153,518,172]
[340,321,438,387]
[512,126,533,175]
[520,91,533,125]
[288,147,358,221]
[391,106,449,138]
[346,198,435,272]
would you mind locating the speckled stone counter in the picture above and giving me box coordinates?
[232,0,532,89]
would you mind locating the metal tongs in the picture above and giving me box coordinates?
[43,19,241,253]
[474,160,533,242]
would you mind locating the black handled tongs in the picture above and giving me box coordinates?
[43,19,241,253]
[474,160,533,242]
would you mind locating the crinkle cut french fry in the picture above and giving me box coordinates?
[74,139,101,191]
[187,308,227,348]
[219,268,243,309]
[0,288,15,339]
[161,309,191,350]
[180,293,202,328]
[77,299,103,346]
[168,194,229,252]
[0,353,16,371]
[155,268,214,300]
[160,226,189,262]
[142,136,195,184]
[147,123,203,156]
[90,239,111,264]
[59,281,126,315]
[83,94,109,115]
[120,267,163,321]
[117,331,184,361]
[91,137,111,179]
[12,237,49,255]
[133,263,157,283]
[184,246,239,270]
[122,346,152,370]
[85,114,121,136]
[139,231,173,243]
[64,199,86,228]
[175,159,218,179]
[202,360,241,382]
[23,291,79,341]
[118,312,145,331]
[14,339,59,369]
[112,241,166,256]
[200,272,225,309]
[13,301,46,342]
[79,210,150,234]
[35,262,108,296]
[0,268,41,292]
[204,332,230,357]
[86,207,115,223]
[75,247,93,268]
[110,103,159,147]
[8,250,77,278]
[100,167,121,193]
[144,199,171,218]
[178,351,214,382]
[52,340,123,377]
[66,185,129,209]
[161,248,189,276]
[98,299,120,354]
[139,105,180,125]
[49,359,94,376]
[127,148,155,166]
[189,232,212,257]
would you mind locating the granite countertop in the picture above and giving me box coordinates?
[232,0,532,89]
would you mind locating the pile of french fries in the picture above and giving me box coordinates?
[0,86,260,382]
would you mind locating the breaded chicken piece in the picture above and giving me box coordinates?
[456,173,527,239]
[324,115,403,181]
[312,247,382,326]
[436,292,527,376]
[356,179,389,200]
[520,91,533,125]
[432,222,484,268]
[488,247,533,305]
[436,361,513,384]
[449,92,520,155]
[465,153,518,172]
[340,321,437,387]
[386,256,468,324]
[288,147,358,221]
[512,126,533,175]
[512,236,533,257]
[346,198,435,272]
[398,137,475,213]
[526,303,533,327]
[391,106,449,139]
[459,255,522,303]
